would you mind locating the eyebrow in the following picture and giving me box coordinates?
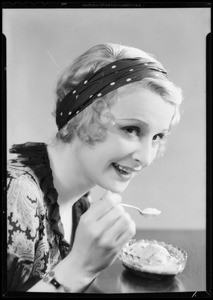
[115,118,170,133]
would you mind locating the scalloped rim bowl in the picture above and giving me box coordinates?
[118,239,187,279]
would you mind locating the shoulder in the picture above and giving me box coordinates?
[8,159,39,184]
[7,161,48,258]
[7,161,46,224]
[7,160,42,198]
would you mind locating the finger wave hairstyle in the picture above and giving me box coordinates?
[53,43,183,156]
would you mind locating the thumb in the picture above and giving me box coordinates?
[101,190,122,203]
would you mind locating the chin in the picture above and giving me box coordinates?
[100,180,130,194]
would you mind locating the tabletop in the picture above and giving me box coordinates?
[86,229,206,294]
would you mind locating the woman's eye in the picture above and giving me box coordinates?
[123,126,140,136]
[153,133,165,142]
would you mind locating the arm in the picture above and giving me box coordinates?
[7,174,42,291]
[7,172,91,293]
[29,191,136,293]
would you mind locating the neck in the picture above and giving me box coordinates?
[46,140,94,208]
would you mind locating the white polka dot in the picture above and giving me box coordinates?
[97,93,102,97]
[129,68,134,72]
[68,111,72,115]
[84,80,88,84]
[60,112,63,116]
[76,95,79,99]
[73,90,76,94]
[126,78,132,82]
[89,95,93,98]
[110,82,115,86]
[111,65,116,69]
[76,110,79,114]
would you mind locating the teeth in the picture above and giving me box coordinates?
[114,163,129,174]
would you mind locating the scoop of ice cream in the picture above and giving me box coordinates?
[142,208,161,215]
[129,242,170,263]
[139,244,170,263]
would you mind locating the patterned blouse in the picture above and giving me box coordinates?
[7,142,90,291]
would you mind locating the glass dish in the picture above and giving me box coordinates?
[118,239,187,280]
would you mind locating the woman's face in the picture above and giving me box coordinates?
[75,88,174,193]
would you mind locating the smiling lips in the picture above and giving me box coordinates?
[112,162,142,180]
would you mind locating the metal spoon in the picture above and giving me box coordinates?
[121,203,161,217]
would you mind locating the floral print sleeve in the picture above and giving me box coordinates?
[6,142,90,291]
[7,166,50,291]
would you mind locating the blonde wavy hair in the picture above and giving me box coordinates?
[53,43,183,155]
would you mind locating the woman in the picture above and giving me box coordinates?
[7,43,183,292]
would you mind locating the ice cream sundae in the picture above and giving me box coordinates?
[119,239,187,278]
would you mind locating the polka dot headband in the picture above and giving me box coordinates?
[56,58,167,130]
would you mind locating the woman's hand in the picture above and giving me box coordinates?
[37,190,136,292]
[66,191,136,281]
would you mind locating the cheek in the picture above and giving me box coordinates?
[97,134,133,156]
[79,145,112,169]
[80,133,136,169]
[104,139,135,160]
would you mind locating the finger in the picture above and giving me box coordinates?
[97,203,125,232]
[115,220,136,247]
[102,212,134,244]
[85,191,122,221]
[112,221,136,253]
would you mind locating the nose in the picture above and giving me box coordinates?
[132,139,154,168]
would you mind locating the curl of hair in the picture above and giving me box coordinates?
[55,91,117,144]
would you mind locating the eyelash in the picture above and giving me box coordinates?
[153,133,166,142]
[122,126,167,142]
[123,126,141,136]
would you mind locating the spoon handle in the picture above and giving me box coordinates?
[121,203,144,215]
[121,203,161,216]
